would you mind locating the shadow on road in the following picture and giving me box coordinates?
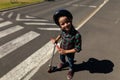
[74,58,114,74]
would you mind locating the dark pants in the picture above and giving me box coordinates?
[60,53,75,71]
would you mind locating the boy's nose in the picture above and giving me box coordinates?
[64,23,68,27]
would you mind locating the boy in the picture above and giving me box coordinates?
[51,9,82,80]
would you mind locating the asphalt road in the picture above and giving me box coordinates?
[0,0,120,80]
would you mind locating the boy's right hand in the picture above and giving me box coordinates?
[51,38,56,44]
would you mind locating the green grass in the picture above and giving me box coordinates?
[0,0,44,10]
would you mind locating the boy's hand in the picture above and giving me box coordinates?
[56,45,66,54]
[51,38,56,44]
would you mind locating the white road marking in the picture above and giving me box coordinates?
[0,25,24,38]
[0,31,40,59]
[26,15,36,18]
[38,28,60,31]
[77,0,109,29]
[8,12,14,18]
[25,22,56,26]
[79,4,86,7]
[73,4,96,8]
[16,14,48,21]
[89,5,97,8]
[0,21,12,28]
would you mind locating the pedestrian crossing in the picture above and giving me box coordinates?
[0,18,54,80]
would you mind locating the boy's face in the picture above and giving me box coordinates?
[58,16,72,32]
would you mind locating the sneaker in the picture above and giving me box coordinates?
[67,70,74,80]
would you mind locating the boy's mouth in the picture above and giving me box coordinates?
[62,27,71,32]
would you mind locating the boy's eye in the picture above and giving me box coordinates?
[61,20,70,25]
[65,19,70,23]
[59,16,71,26]
[61,23,65,25]
[64,20,70,23]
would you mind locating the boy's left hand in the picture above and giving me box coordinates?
[56,45,66,54]
[58,49,66,54]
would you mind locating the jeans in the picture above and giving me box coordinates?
[60,53,75,71]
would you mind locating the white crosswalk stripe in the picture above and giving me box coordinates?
[38,27,60,31]
[0,25,24,38]
[25,22,56,26]
[0,31,40,59]
[0,21,12,28]
[16,14,48,21]
[8,12,14,18]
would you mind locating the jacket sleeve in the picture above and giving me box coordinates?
[74,32,82,53]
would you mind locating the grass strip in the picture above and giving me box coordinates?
[0,0,44,10]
